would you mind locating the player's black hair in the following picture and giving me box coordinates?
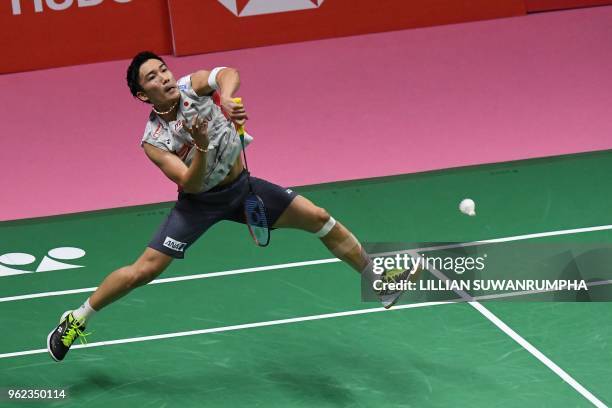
[126,51,166,101]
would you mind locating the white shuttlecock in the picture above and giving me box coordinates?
[459,198,476,216]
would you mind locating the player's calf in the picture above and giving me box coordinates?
[316,216,422,308]
[46,249,172,361]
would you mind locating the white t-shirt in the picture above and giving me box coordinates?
[141,74,252,192]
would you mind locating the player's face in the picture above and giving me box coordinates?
[137,59,180,106]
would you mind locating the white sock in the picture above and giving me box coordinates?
[72,298,97,323]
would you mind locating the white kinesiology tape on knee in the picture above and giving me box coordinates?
[207,67,227,90]
[315,216,336,238]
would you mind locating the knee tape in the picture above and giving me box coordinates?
[315,216,336,238]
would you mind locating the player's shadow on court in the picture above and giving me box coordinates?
[77,371,121,389]
[70,367,356,405]
[67,351,499,404]
[68,371,125,398]
[265,369,357,406]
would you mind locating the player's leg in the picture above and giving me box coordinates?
[272,194,420,308]
[248,177,382,277]
[241,177,367,271]
[47,248,173,362]
[46,196,215,362]
[243,176,419,308]
[89,248,173,310]
[273,195,368,272]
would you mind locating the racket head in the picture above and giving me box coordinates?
[244,192,270,247]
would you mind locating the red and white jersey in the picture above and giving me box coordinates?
[141,74,252,192]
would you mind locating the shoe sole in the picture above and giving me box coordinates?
[381,292,402,309]
[46,310,72,362]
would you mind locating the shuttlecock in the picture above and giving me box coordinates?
[459,198,476,216]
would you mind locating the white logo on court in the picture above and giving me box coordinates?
[163,237,187,252]
[217,0,324,17]
[0,247,86,277]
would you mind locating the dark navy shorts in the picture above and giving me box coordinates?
[149,171,298,258]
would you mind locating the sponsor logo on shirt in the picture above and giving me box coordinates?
[152,123,162,139]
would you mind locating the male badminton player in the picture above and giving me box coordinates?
[46,51,416,361]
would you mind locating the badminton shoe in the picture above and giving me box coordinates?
[47,311,88,362]
[378,261,423,309]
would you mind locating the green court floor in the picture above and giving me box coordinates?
[1,150,611,407]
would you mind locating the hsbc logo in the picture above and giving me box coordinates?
[11,0,131,15]
[217,0,325,17]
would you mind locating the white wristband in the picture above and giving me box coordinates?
[208,67,227,90]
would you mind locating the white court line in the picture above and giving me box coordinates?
[3,279,611,360]
[471,303,607,408]
[2,223,612,304]
[473,279,612,301]
[0,259,341,303]
[585,279,612,287]
[424,260,608,408]
[377,223,612,257]
[0,301,450,360]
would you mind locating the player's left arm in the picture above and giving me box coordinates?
[191,68,247,124]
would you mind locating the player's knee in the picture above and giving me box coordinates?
[314,207,331,231]
[312,207,338,237]
[128,257,167,288]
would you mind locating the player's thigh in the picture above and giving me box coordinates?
[273,195,329,232]
[148,199,220,259]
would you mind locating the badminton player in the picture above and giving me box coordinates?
[46,51,415,361]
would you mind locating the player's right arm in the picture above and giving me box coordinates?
[190,68,247,125]
[143,115,210,194]
[143,144,206,193]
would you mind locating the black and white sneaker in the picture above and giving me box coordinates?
[378,262,423,309]
[47,311,88,362]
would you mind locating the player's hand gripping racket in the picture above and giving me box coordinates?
[233,97,270,247]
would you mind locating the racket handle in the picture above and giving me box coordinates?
[232,97,245,137]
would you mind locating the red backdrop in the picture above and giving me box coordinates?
[168,0,526,56]
[525,0,612,11]
[3,0,610,74]
[0,0,172,74]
